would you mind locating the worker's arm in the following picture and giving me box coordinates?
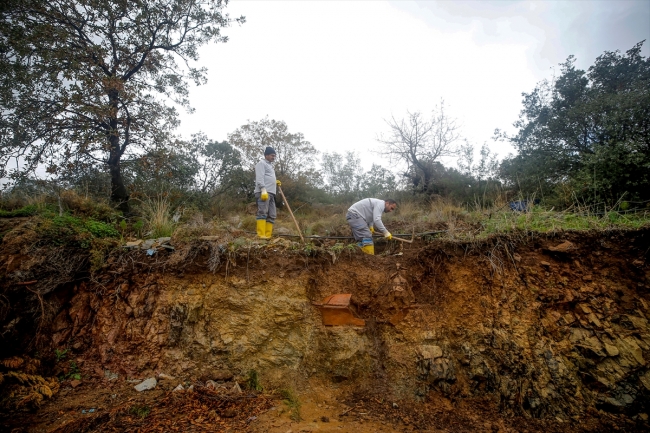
[372,201,388,234]
[254,161,265,190]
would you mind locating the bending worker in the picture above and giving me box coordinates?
[346,198,397,254]
[255,146,281,239]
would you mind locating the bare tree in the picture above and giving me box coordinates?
[378,101,461,192]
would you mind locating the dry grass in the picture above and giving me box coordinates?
[138,195,176,238]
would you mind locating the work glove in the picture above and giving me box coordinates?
[369,226,375,234]
[276,179,282,186]
[260,188,268,201]
[384,231,392,240]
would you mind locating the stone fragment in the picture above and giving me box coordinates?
[569,328,592,343]
[418,345,443,360]
[625,315,648,329]
[588,313,602,328]
[206,380,217,389]
[70,379,82,388]
[604,343,620,357]
[563,312,576,325]
[158,373,175,380]
[232,382,242,394]
[134,377,157,392]
[173,384,184,392]
[141,239,155,250]
[125,240,142,248]
[597,376,613,388]
[620,337,645,365]
[548,241,576,252]
[581,336,606,357]
[579,304,592,314]
[540,261,551,267]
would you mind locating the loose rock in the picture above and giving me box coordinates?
[134,377,157,392]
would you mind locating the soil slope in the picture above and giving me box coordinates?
[0,222,649,432]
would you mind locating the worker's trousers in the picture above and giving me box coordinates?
[346,211,372,246]
[255,192,276,224]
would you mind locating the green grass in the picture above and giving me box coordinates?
[39,214,119,246]
[245,369,263,392]
[129,405,151,419]
[479,207,650,237]
[0,204,38,218]
[279,388,301,421]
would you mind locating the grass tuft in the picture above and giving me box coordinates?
[279,388,301,421]
[129,405,151,419]
[245,369,263,392]
[139,195,176,238]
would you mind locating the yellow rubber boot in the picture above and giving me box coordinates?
[265,222,274,238]
[361,244,375,255]
[256,220,269,239]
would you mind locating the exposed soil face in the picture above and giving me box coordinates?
[1,223,649,432]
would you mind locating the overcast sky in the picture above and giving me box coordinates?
[178,0,650,172]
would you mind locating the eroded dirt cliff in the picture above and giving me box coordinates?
[1,224,649,432]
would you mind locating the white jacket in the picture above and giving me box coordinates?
[254,159,277,194]
[347,198,389,234]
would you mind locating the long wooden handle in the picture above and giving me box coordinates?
[278,186,305,243]
[391,236,413,244]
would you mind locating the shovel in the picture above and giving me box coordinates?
[277,186,305,243]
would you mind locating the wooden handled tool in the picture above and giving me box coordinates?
[277,186,305,243]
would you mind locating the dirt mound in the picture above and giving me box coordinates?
[0,225,648,431]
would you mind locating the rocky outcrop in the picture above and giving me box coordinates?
[37,229,650,423]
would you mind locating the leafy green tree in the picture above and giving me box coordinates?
[321,151,363,197]
[0,0,244,212]
[122,145,199,201]
[228,117,319,181]
[188,133,247,197]
[359,164,397,198]
[498,42,650,204]
[378,102,461,194]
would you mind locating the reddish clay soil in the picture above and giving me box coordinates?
[0,221,649,432]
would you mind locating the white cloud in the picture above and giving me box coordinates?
[178,0,649,172]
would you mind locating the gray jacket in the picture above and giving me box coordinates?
[254,158,277,194]
[347,198,389,234]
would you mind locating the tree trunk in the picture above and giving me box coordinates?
[107,90,130,214]
[108,150,129,214]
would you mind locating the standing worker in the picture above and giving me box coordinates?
[255,146,281,239]
[346,198,397,255]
